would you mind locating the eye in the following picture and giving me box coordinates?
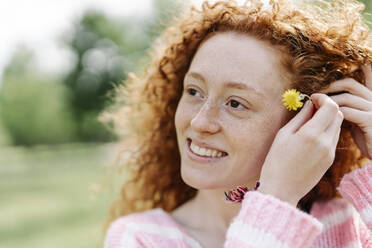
[186,87,202,98]
[227,99,247,110]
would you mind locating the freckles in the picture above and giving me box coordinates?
[259,107,285,128]
[180,111,197,129]
[232,122,249,131]
[227,122,253,142]
[175,110,187,131]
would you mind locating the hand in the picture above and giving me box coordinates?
[318,65,372,160]
[258,94,343,206]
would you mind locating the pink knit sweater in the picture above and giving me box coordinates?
[104,163,372,248]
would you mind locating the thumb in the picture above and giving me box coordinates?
[284,100,314,133]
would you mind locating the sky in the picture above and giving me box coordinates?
[0,0,248,81]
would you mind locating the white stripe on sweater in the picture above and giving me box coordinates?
[342,240,362,248]
[318,205,355,229]
[119,222,203,248]
[226,220,290,248]
[318,203,372,230]
[359,204,372,225]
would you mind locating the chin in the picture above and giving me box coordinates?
[180,165,235,190]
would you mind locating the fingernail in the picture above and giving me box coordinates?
[304,100,311,108]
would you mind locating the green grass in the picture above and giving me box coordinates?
[0,143,123,248]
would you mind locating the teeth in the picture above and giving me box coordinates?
[190,141,225,158]
[212,150,217,157]
[206,149,212,156]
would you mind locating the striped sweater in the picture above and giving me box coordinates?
[104,163,372,248]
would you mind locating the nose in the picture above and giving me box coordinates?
[190,101,221,134]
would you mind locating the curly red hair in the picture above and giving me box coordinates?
[100,0,372,231]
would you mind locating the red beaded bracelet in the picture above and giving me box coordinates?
[223,181,261,203]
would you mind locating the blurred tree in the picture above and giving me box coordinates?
[0,0,186,145]
[63,0,184,142]
[148,0,187,39]
[0,46,76,146]
[63,11,127,142]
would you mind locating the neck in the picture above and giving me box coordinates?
[190,189,242,233]
[177,179,260,235]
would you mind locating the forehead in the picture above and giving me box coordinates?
[187,31,291,97]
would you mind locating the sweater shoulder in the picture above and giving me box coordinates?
[104,208,201,248]
[112,208,173,226]
[103,208,177,248]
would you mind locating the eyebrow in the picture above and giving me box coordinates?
[185,72,264,97]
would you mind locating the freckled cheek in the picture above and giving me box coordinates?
[226,117,274,146]
[175,102,196,130]
[227,124,257,145]
[180,102,200,119]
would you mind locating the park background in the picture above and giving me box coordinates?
[1,0,372,247]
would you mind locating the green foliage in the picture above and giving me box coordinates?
[360,0,372,25]
[63,11,135,142]
[0,0,185,145]
[62,1,183,142]
[148,0,186,37]
[0,47,76,146]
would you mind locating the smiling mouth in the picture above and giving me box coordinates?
[187,138,228,158]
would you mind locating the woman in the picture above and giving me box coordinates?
[101,0,372,247]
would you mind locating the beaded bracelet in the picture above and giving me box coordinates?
[223,181,261,203]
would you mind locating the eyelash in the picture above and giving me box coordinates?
[185,87,248,110]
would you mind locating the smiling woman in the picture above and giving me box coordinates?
[100,0,372,247]
[175,32,292,191]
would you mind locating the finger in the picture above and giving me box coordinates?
[301,93,339,134]
[361,64,372,91]
[285,100,314,133]
[318,78,372,102]
[330,93,372,112]
[339,106,372,128]
[325,110,344,151]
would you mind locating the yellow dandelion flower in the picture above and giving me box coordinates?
[282,89,310,111]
